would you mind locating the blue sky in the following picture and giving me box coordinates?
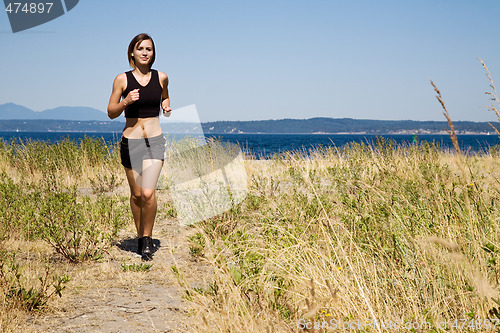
[1,0,499,122]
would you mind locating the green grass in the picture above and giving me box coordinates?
[0,136,130,329]
[2,135,500,332]
[120,262,153,272]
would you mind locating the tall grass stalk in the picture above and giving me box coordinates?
[430,80,460,154]
[479,58,500,139]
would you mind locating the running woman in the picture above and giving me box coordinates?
[107,33,171,258]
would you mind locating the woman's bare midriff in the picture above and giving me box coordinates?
[122,117,163,139]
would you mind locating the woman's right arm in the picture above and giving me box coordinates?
[107,74,139,119]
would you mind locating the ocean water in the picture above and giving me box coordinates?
[0,132,499,158]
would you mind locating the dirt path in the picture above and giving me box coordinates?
[20,202,210,333]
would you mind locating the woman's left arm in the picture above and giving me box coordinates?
[159,71,171,116]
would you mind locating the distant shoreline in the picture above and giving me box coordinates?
[0,130,497,135]
[1,118,500,135]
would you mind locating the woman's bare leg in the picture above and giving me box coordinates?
[124,167,143,236]
[139,159,164,237]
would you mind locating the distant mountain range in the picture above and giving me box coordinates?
[0,103,109,121]
[1,103,500,134]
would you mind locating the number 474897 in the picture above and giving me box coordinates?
[5,2,54,14]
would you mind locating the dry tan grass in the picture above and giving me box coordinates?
[176,147,500,332]
[2,121,500,332]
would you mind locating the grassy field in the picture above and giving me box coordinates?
[0,137,130,331]
[1,134,500,332]
[189,139,500,332]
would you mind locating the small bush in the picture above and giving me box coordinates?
[0,252,69,311]
[33,187,129,262]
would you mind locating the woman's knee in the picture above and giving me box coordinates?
[141,189,156,202]
[130,191,142,202]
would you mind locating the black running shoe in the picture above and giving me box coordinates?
[137,237,143,255]
[142,236,153,256]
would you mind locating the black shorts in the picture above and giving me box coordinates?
[120,135,166,170]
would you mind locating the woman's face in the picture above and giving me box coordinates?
[131,39,154,67]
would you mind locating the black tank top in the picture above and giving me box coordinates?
[122,69,162,118]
